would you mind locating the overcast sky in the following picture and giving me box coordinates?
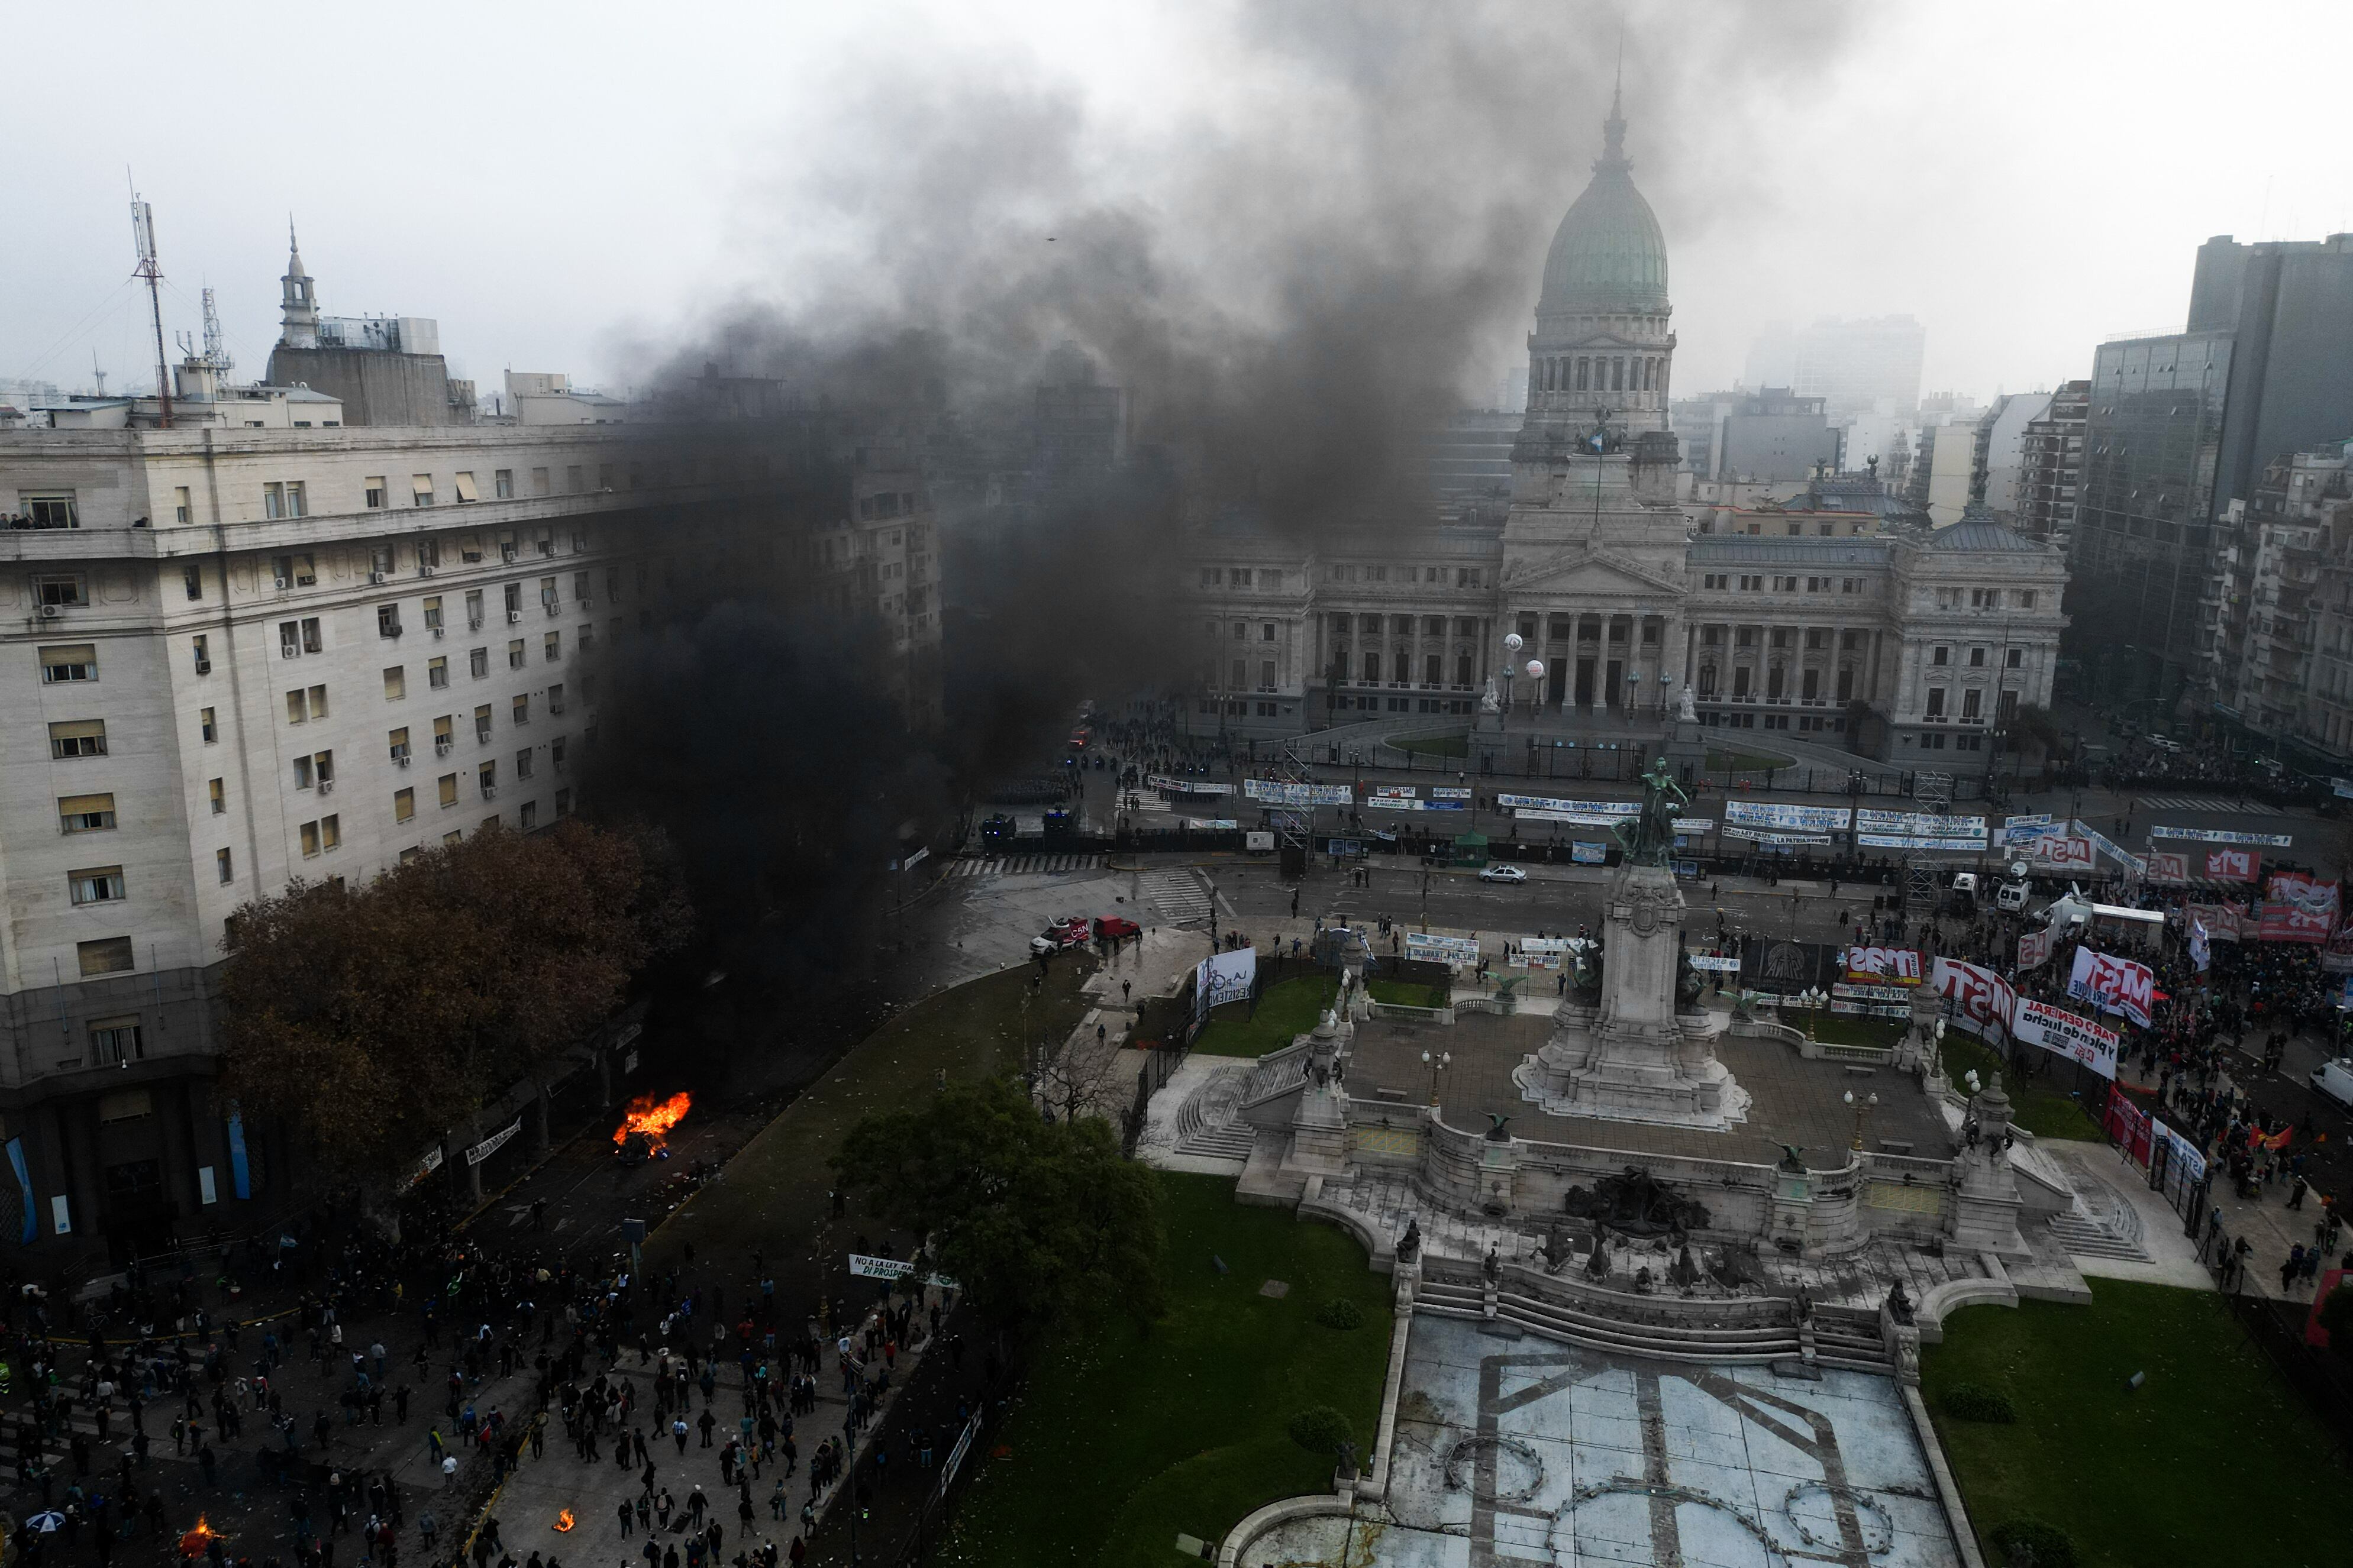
[5,0,2349,410]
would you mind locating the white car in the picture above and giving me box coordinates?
[2312,1058,2353,1111]
[1479,864,1529,884]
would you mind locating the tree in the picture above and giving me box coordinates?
[833,1077,1165,1337]
[218,819,688,1191]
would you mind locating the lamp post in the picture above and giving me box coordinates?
[1798,986,1827,1042]
[1421,1048,1452,1108]
[1844,1087,1879,1152]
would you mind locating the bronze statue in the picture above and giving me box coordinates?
[1612,758,1689,868]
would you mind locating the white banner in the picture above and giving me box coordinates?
[1931,956,2016,1042]
[1832,981,1914,1003]
[1196,948,1257,1010]
[2148,825,2291,848]
[1722,825,1835,846]
[1405,933,1482,965]
[2016,928,2055,972]
[1858,835,1986,851]
[2189,916,2211,973]
[1858,809,1986,843]
[1723,800,1852,832]
[848,1253,958,1288]
[1243,778,1353,807]
[2067,946,2155,1027]
[1496,794,1638,816]
[1516,809,1631,826]
[1431,787,1473,800]
[2001,814,2054,843]
[2012,998,2120,1079]
[1689,954,1741,973]
[1670,818,1714,835]
[464,1117,523,1168]
[2070,820,2147,877]
[1147,775,1235,795]
[2025,835,2095,871]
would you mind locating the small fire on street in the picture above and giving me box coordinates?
[614,1090,692,1154]
[553,1510,576,1533]
[179,1517,222,1557]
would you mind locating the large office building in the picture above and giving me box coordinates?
[0,246,941,1260]
[1181,94,2067,762]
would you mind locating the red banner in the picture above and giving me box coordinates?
[2183,903,2249,942]
[1844,946,1923,985]
[2260,872,2339,945]
[2106,1088,2154,1168]
[1931,956,2015,1040]
[2068,946,2155,1027]
[2016,929,2055,972]
[2206,848,2260,883]
[2145,851,2191,884]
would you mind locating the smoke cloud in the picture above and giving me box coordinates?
[587,1,1863,1007]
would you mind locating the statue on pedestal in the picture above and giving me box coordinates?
[1677,684,1697,723]
[1612,758,1689,868]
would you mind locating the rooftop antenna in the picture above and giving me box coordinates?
[127,172,173,428]
[91,352,106,398]
[201,286,232,374]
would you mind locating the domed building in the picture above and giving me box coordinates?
[1526,84,1675,435]
[1178,93,2068,778]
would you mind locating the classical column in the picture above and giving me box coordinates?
[1661,612,1687,715]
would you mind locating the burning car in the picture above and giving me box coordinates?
[613,1091,691,1166]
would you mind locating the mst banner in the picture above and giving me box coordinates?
[1842,946,1923,985]
[2260,872,2339,944]
[1931,956,2015,1042]
[2067,946,2155,1027]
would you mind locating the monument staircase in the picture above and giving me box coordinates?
[1413,1256,1892,1373]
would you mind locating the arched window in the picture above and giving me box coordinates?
[1697,665,1717,697]
[1362,651,1380,682]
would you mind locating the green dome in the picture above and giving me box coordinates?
[1538,109,1668,316]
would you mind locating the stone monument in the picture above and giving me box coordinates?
[1514,760,1750,1129]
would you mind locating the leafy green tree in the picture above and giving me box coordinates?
[833,1077,1166,1336]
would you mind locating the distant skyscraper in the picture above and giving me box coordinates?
[2015,380,2088,544]
[2071,232,2353,709]
[1744,316,1925,423]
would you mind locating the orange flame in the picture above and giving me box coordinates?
[179,1517,221,1557]
[554,1511,576,1533]
[614,1090,691,1150]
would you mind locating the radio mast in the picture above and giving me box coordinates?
[128,182,172,428]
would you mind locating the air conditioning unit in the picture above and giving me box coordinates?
[508,610,522,623]
[435,739,453,757]
[469,617,485,632]
[501,545,518,562]
[317,779,334,796]
[368,571,387,585]
[432,626,445,639]
[395,752,411,768]
[280,646,298,659]
[418,566,435,578]
[481,785,496,800]
[195,659,212,675]
[545,603,559,616]
[580,598,593,610]
[274,577,291,590]
[38,603,61,619]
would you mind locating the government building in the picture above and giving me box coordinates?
[1183,92,2068,763]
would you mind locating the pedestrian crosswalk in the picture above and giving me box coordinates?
[949,853,1106,878]
[1142,868,1214,924]
[2133,796,2281,815]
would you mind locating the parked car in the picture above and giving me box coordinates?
[1479,864,1529,884]
[1092,915,1142,942]
[2313,1057,2353,1111]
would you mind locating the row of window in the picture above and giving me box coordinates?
[1321,565,1485,588]
[1515,615,1663,645]
[1534,353,1665,396]
[1695,667,1855,702]
[1325,614,1480,636]
[1931,586,2039,610]
[1699,574,1867,594]
[1326,653,1478,686]
[294,683,569,726]
[1701,628,1861,651]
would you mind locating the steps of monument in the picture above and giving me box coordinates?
[2046,1213,2152,1263]
[1175,1121,1258,1160]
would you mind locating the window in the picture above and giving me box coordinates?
[544,631,561,662]
[263,481,307,519]
[2018,590,2038,609]
[192,633,211,674]
[578,623,595,654]
[208,778,224,814]
[531,467,550,497]
[389,726,411,763]
[446,830,464,847]
[512,693,531,725]
[364,476,388,509]
[495,469,514,499]
[508,639,526,670]
[434,715,454,752]
[91,1019,143,1063]
[174,486,193,526]
[411,474,435,506]
[2006,647,2023,668]
[1770,629,1790,649]
[383,666,406,701]
[505,581,523,616]
[49,719,105,759]
[453,471,480,504]
[1962,688,1983,720]
[378,604,404,640]
[200,706,217,742]
[566,465,584,494]
[428,655,448,689]
[1732,667,1751,697]
[1931,646,1949,667]
[394,787,416,822]
[1967,646,1987,668]
[1802,668,1819,700]
[555,788,572,819]
[1735,628,1753,648]
[299,820,321,858]
[546,682,566,715]
[1925,687,1947,717]
[424,595,444,632]
[76,937,134,977]
[59,793,116,832]
[475,704,492,742]
[69,866,125,906]
[23,492,78,529]
[292,754,313,790]
[470,646,489,678]
[478,761,497,798]
[466,589,485,629]
[40,644,97,683]
[34,574,86,607]
[519,801,538,830]
[516,748,534,781]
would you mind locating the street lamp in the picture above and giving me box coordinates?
[1421,1048,1452,1108]
[1797,986,1827,1042]
[1844,1087,1879,1152]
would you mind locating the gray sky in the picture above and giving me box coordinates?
[5,0,2349,408]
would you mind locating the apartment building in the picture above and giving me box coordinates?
[0,421,723,1259]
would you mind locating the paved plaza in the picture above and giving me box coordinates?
[1248,1315,1963,1568]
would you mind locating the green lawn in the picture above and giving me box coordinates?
[1367,977,1448,1010]
[1191,972,1339,1057]
[1390,732,1468,756]
[935,1173,1395,1567]
[648,953,1100,1267]
[1923,1281,2352,1568]
[1940,1033,2103,1140]
[1788,1012,1905,1049]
